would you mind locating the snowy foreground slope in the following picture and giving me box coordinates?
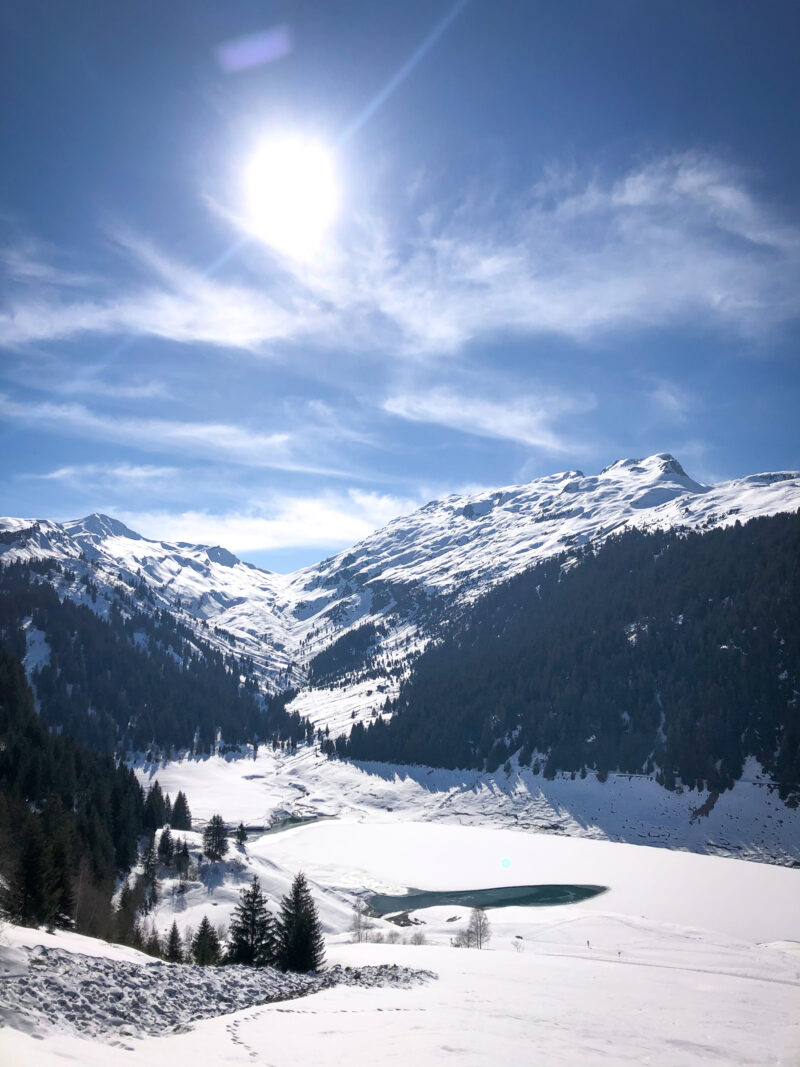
[2,453,798,689]
[2,819,799,1066]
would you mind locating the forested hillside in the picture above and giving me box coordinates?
[0,643,146,933]
[0,561,308,753]
[338,512,800,802]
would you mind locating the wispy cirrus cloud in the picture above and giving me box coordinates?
[0,229,100,289]
[383,386,595,453]
[57,377,171,401]
[1,152,798,356]
[0,393,346,476]
[646,379,695,424]
[21,462,180,489]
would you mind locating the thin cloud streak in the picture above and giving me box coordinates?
[647,379,694,424]
[21,463,180,488]
[383,387,594,453]
[1,153,798,355]
[0,393,349,477]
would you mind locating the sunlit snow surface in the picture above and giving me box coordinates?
[137,745,800,867]
[3,457,800,1062]
[2,819,800,1066]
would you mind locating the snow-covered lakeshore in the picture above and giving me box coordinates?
[136,742,800,867]
[2,813,799,1066]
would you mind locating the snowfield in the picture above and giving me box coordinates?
[3,817,800,1065]
[3,456,800,1063]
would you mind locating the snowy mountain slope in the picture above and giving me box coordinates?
[2,454,798,699]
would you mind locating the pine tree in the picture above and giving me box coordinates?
[143,783,166,830]
[157,826,174,865]
[174,837,190,877]
[275,872,325,973]
[165,920,183,962]
[226,875,274,966]
[202,814,228,860]
[171,791,192,831]
[192,915,221,965]
[144,921,162,958]
[235,822,248,847]
[139,835,159,911]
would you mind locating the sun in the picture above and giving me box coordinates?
[241,135,339,260]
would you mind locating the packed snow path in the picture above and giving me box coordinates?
[0,943,435,1042]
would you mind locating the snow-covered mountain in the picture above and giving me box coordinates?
[2,453,799,700]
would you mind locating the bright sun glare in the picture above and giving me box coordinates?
[242,136,339,260]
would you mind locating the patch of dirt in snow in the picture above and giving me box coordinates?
[0,943,435,1042]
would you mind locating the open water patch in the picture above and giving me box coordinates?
[369,884,607,916]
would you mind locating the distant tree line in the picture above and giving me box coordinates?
[335,512,800,803]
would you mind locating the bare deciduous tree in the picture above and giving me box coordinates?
[349,900,374,943]
[467,907,491,949]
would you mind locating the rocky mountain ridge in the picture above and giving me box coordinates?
[1,453,798,698]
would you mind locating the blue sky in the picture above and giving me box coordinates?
[1,0,798,570]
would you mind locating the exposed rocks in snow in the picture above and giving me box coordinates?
[0,943,436,1042]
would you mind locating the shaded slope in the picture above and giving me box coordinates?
[339,512,800,801]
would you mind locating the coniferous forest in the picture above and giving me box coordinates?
[337,512,800,802]
[0,559,313,944]
[0,560,308,753]
[0,643,148,934]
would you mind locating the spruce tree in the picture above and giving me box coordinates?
[227,875,274,966]
[275,872,325,973]
[202,814,228,860]
[192,915,221,965]
[235,822,248,846]
[171,791,192,831]
[157,826,174,865]
[143,783,166,830]
[140,835,158,909]
[144,922,162,958]
[174,838,190,877]
[165,920,183,962]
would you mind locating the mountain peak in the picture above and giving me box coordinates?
[64,513,143,541]
[600,453,690,479]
